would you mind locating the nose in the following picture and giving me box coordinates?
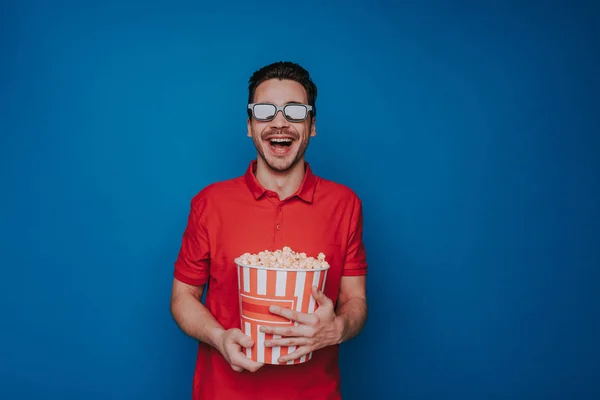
[271,109,289,128]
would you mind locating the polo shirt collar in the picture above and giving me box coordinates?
[244,160,317,203]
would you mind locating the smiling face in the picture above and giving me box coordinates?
[247,79,316,173]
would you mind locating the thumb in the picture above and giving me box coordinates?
[236,331,254,348]
[312,286,329,306]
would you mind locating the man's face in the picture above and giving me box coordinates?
[247,79,316,173]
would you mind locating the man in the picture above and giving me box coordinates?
[170,61,368,400]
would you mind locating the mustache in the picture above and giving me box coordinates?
[262,128,299,140]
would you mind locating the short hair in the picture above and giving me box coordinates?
[247,61,317,119]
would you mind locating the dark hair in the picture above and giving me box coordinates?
[247,61,317,120]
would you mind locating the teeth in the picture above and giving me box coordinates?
[269,138,293,142]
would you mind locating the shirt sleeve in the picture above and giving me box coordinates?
[342,196,368,276]
[173,197,211,285]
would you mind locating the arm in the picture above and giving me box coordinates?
[261,196,369,361]
[335,195,369,343]
[170,277,264,372]
[171,196,262,372]
[170,278,224,349]
[261,276,367,362]
[334,275,368,343]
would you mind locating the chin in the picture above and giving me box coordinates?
[266,159,295,172]
[262,154,298,173]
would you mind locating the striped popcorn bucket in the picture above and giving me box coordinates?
[235,261,329,365]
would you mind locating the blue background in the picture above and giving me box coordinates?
[1,0,599,399]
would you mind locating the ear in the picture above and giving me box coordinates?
[310,118,316,137]
[247,118,252,137]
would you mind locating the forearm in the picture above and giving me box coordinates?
[170,292,224,349]
[335,296,368,343]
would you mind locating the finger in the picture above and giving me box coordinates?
[269,305,318,325]
[260,324,312,337]
[230,364,244,372]
[264,337,311,348]
[312,286,332,307]
[277,346,311,364]
[231,352,264,373]
[231,330,254,348]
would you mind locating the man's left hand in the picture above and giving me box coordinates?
[260,286,344,364]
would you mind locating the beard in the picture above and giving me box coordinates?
[252,127,309,173]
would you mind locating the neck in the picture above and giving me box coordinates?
[255,157,306,200]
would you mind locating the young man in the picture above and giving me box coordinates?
[170,61,368,400]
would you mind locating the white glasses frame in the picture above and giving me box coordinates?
[248,102,313,122]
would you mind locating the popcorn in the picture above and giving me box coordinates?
[235,246,330,270]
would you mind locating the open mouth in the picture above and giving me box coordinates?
[267,137,293,153]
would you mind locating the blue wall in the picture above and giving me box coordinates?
[1,0,598,398]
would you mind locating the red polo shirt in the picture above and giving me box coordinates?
[174,160,368,400]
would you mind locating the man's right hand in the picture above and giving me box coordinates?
[216,328,264,372]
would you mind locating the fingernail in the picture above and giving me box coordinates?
[269,305,278,312]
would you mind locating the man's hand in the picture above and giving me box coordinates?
[216,328,264,372]
[260,287,344,364]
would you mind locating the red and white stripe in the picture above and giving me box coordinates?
[237,264,328,365]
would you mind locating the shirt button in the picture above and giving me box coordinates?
[276,224,281,230]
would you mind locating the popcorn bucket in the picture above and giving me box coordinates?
[235,260,329,365]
